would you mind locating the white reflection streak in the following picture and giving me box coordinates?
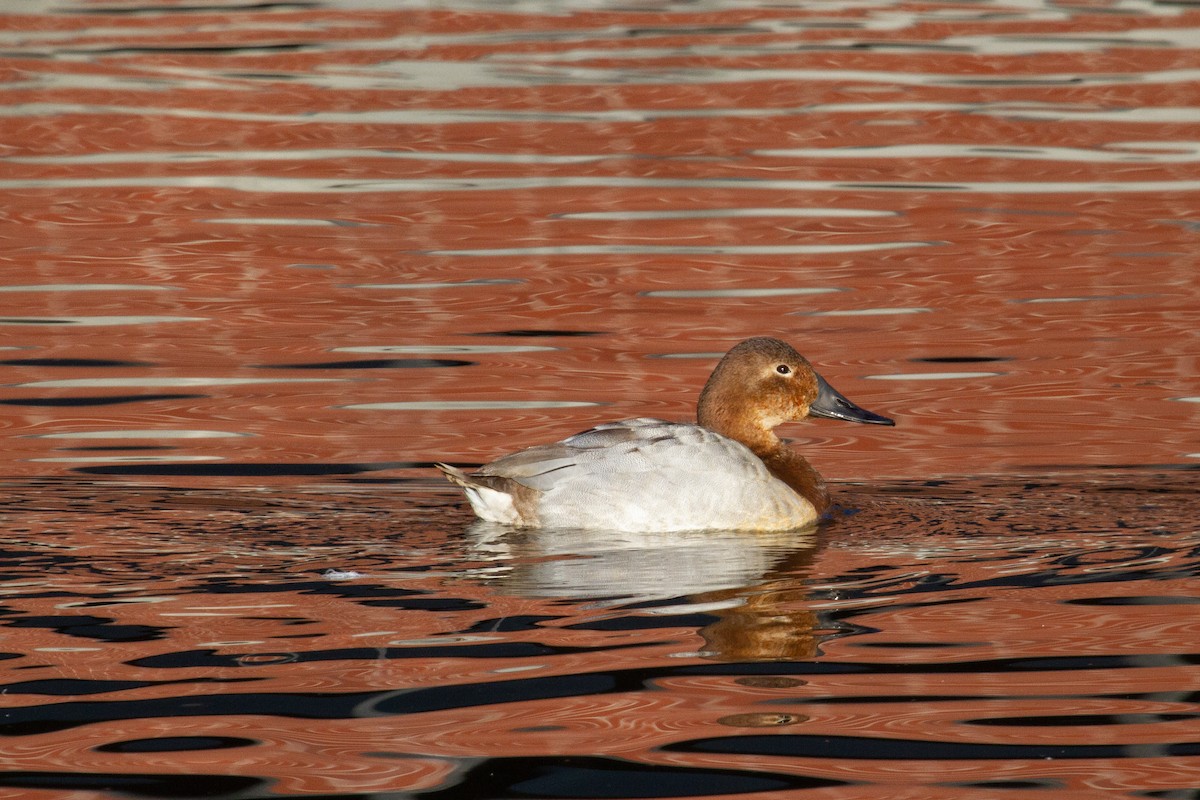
[423,243,930,256]
[560,208,896,219]
[0,316,206,326]
[10,101,1200,125]
[4,149,610,166]
[866,372,1005,380]
[4,175,1200,193]
[46,58,1200,92]
[483,29,1200,62]
[470,64,1200,90]
[757,143,1200,163]
[644,288,841,298]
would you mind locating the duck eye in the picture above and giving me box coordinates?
[776,364,791,375]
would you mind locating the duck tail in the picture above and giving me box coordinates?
[435,462,474,487]
[435,463,524,525]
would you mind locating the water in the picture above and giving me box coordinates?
[2,1,1199,797]
[2,475,1197,796]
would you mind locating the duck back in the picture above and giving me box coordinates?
[474,418,818,531]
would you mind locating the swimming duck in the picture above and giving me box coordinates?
[438,336,893,532]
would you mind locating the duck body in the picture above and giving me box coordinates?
[438,336,894,532]
[440,417,818,531]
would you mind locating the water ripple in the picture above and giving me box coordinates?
[28,430,252,439]
[9,99,1200,125]
[13,377,344,388]
[0,284,178,293]
[757,142,1200,164]
[0,316,205,326]
[3,1,1200,795]
[5,175,1200,193]
[425,243,930,256]
[341,400,602,411]
[642,287,841,299]
[332,345,558,354]
[558,208,897,220]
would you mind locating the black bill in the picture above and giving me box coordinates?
[810,374,895,426]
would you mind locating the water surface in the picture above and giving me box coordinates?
[2,0,1198,797]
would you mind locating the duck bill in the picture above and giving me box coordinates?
[810,374,895,426]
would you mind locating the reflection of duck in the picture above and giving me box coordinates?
[465,521,821,662]
[465,521,816,602]
[439,337,893,532]
[695,575,821,663]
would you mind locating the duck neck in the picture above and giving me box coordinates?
[697,404,830,513]
[759,447,830,515]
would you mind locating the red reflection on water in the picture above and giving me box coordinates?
[2,2,1199,484]
[2,2,1200,795]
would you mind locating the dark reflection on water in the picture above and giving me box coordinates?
[0,394,209,407]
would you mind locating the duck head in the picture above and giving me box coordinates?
[697,336,893,452]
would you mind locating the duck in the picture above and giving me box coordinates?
[437,336,894,532]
